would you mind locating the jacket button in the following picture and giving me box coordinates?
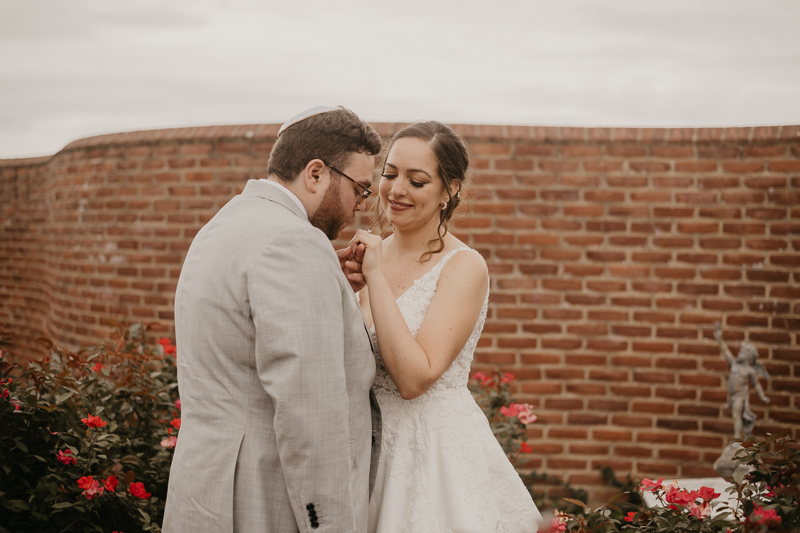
[372,436,376,445]
[306,503,314,510]
[311,520,319,529]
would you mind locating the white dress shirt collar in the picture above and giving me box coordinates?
[259,178,308,219]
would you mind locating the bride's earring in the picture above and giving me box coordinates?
[441,202,448,211]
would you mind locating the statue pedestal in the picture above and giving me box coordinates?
[714,442,753,479]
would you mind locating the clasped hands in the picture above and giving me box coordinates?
[336,229,382,292]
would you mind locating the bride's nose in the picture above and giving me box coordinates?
[391,176,408,196]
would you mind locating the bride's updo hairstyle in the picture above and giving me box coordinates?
[379,121,470,262]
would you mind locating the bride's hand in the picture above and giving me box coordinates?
[348,229,382,283]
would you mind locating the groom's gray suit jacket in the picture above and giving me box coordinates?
[162,179,381,533]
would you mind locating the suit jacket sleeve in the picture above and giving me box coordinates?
[247,225,356,533]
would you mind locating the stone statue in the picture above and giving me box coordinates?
[714,325,770,441]
[712,325,771,478]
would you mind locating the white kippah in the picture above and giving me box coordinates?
[278,105,339,136]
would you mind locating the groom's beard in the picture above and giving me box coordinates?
[310,180,352,240]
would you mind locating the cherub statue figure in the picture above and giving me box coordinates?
[714,325,770,440]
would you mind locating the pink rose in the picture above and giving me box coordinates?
[689,502,711,519]
[501,403,537,424]
[77,476,104,499]
[56,449,77,465]
[161,436,178,448]
[641,477,664,492]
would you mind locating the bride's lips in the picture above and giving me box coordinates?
[388,199,412,212]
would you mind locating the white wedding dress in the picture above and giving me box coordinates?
[366,247,542,533]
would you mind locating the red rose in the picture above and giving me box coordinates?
[624,512,637,522]
[77,476,94,490]
[129,482,151,499]
[170,418,181,430]
[749,505,781,526]
[159,338,176,355]
[698,486,720,502]
[665,486,694,510]
[104,475,118,492]
[519,442,532,454]
[81,413,107,428]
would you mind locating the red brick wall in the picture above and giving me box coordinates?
[2,123,799,500]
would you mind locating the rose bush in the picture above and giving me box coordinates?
[6,325,795,533]
[0,321,180,533]
[541,433,799,533]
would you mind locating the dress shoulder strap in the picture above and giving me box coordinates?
[428,246,474,281]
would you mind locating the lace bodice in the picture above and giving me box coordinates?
[369,247,489,399]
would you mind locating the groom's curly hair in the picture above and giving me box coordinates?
[268,107,382,183]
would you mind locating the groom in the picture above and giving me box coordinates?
[162,106,383,533]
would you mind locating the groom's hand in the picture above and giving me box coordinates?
[336,244,367,292]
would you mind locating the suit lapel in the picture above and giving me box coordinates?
[354,294,375,352]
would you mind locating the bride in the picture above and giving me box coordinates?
[346,121,542,533]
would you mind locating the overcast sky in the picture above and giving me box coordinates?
[1,0,799,159]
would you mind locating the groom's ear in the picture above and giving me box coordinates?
[302,159,327,194]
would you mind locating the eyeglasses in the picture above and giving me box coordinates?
[321,160,373,207]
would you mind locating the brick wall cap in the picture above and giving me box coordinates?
[3,123,800,165]
[0,155,52,167]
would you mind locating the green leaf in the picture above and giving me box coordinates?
[5,499,30,511]
[563,498,588,510]
[55,390,74,404]
[139,509,151,523]
[51,501,75,509]
[733,468,746,484]
[13,438,28,453]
